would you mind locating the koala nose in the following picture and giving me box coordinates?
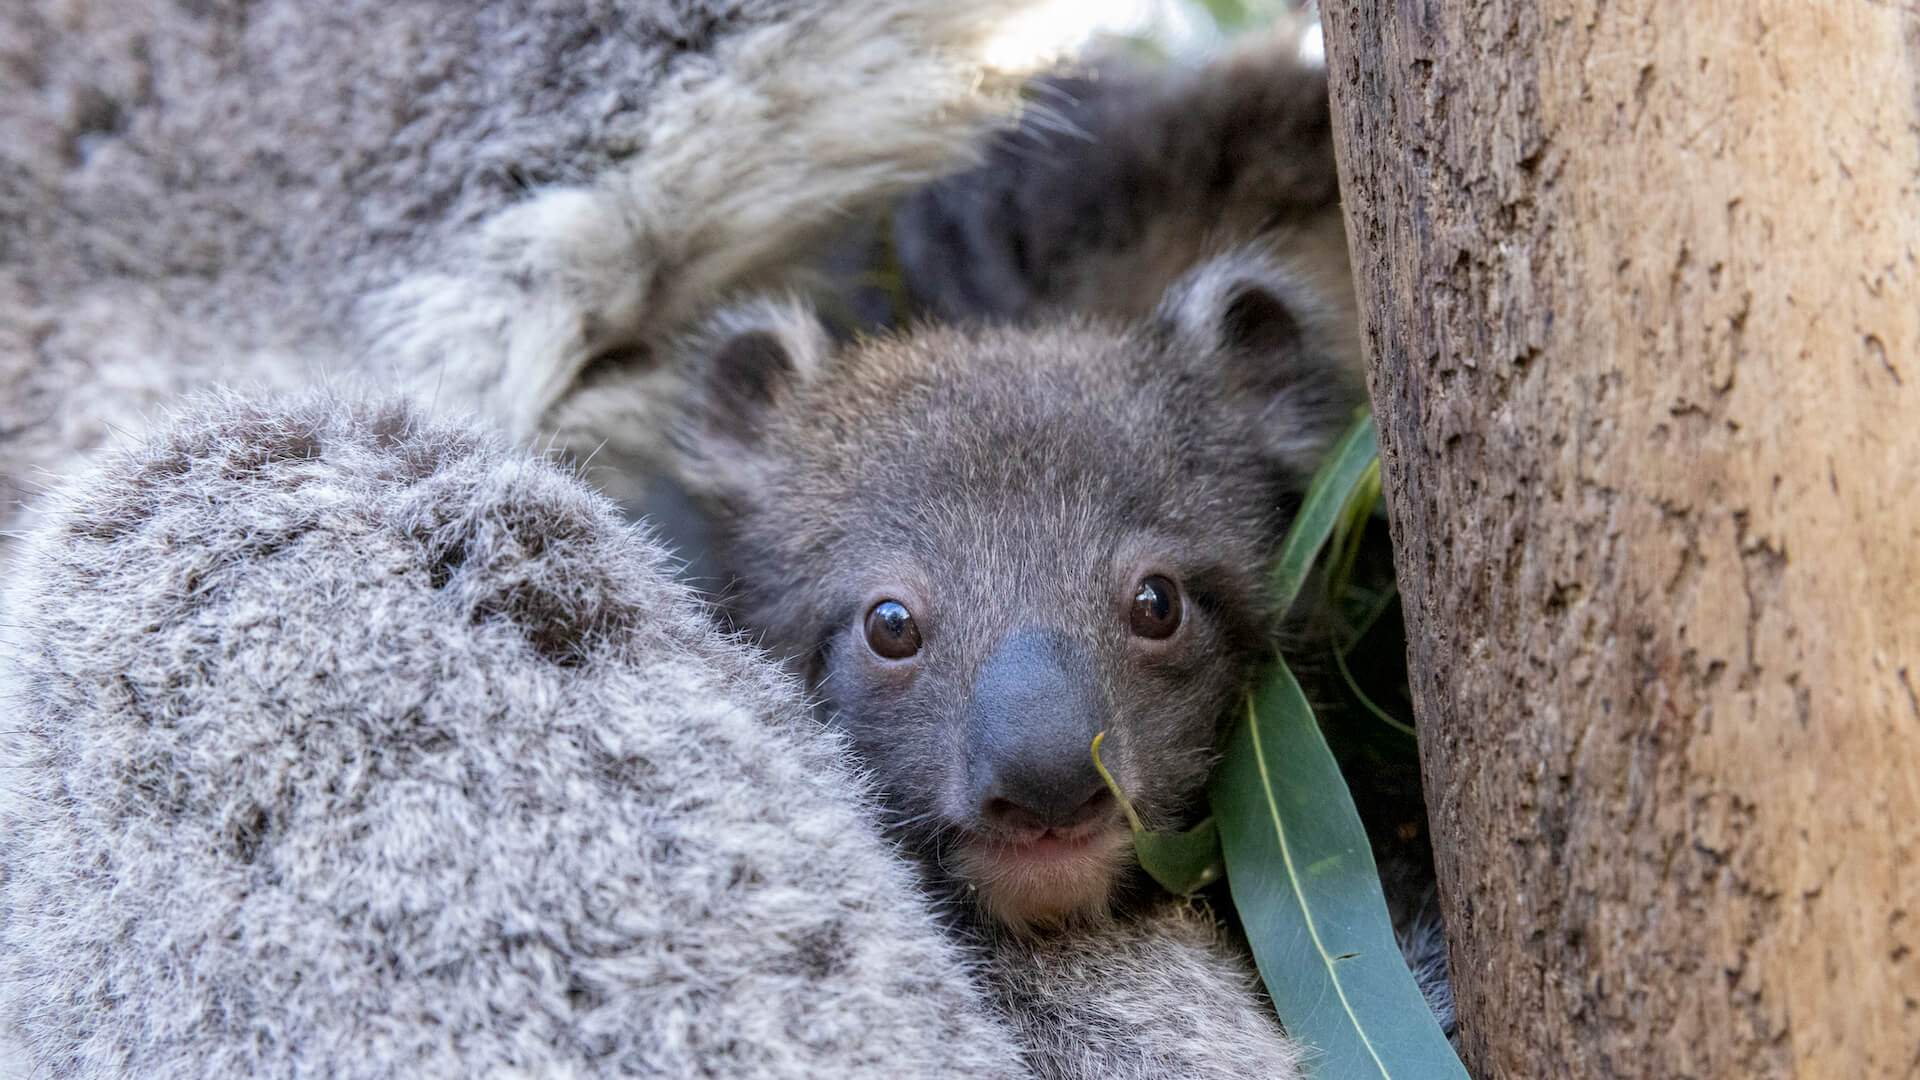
[965,628,1112,834]
[981,783,1114,834]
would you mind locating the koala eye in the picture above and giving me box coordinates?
[864,599,923,660]
[1128,575,1183,640]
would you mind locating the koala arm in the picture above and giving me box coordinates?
[0,392,1031,1080]
[368,0,1065,451]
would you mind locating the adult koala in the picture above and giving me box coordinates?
[0,2,1306,1077]
[0,0,1054,531]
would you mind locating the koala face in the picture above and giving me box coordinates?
[679,252,1358,926]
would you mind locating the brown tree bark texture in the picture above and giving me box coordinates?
[1319,2,1920,1076]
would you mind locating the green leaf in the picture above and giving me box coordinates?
[1326,456,1383,605]
[1133,817,1223,895]
[1271,415,1379,613]
[1211,665,1467,1078]
[1091,732,1223,895]
[1208,406,1464,1074]
[1195,0,1292,35]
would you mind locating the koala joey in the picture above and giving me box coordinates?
[668,26,1384,931]
[889,17,1449,972]
[676,248,1360,927]
[673,31,1455,1047]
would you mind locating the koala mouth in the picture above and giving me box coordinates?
[955,819,1134,927]
[1003,827,1104,859]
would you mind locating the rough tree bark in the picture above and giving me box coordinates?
[1318,2,1920,1076]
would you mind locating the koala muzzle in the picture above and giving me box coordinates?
[965,628,1111,835]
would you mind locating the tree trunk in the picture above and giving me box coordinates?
[1318,2,1920,1076]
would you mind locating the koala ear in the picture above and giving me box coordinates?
[1154,249,1362,480]
[690,296,831,437]
[673,296,830,499]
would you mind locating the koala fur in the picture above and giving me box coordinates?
[0,392,1031,1078]
[0,0,1057,541]
[1,4,1346,1076]
[982,903,1309,1080]
[0,391,1309,1080]
[892,25,1351,328]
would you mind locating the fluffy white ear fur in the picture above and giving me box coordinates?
[708,293,834,368]
[1155,244,1367,479]
[369,0,1092,448]
[663,294,831,508]
[1154,243,1355,363]
[689,295,835,401]
[0,0,1095,546]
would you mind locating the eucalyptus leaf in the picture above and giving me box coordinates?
[1271,415,1379,612]
[1211,665,1467,1078]
[1091,732,1224,895]
[1210,407,1465,1075]
[1133,817,1223,895]
[1327,456,1383,605]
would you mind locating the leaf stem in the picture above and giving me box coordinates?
[1332,644,1416,738]
[1089,731,1146,833]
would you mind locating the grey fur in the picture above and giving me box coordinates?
[1380,853,1458,1038]
[1,5,1335,1076]
[984,904,1309,1080]
[894,26,1350,326]
[0,391,1031,1079]
[1399,893,1460,1039]
[673,254,1357,1072]
[1,0,1054,539]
